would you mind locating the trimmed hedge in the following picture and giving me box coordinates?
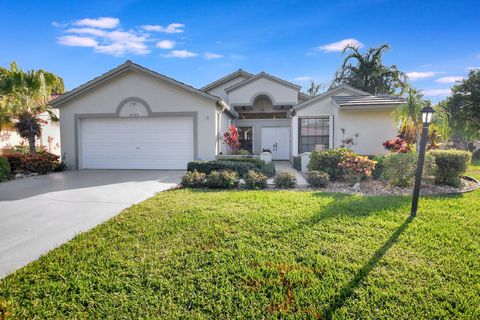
[244,170,268,190]
[372,155,386,180]
[428,150,472,187]
[0,156,11,182]
[308,148,350,180]
[260,162,276,178]
[292,156,301,171]
[4,152,62,174]
[206,170,239,189]
[187,160,258,178]
[274,171,296,189]
[307,171,329,188]
[382,153,436,187]
[217,157,265,169]
[181,170,206,188]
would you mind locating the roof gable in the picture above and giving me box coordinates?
[51,60,220,107]
[225,72,301,93]
[201,69,254,92]
[292,85,370,111]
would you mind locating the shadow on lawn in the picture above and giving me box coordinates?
[322,214,415,319]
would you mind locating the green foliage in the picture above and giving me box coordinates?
[331,44,407,95]
[372,155,386,179]
[273,170,296,189]
[308,148,350,180]
[206,170,239,189]
[382,153,435,187]
[0,156,11,181]
[338,152,376,183]
[217,157,265,169]
[260,162,276,178]
[307,171,329,188]
[187,160,258,178]
[244,170,268,190]
[292,156,301,171]
[428,150,472,187]
[230,149,251,156]
[473,149,480,160]
[181,170,206,188]
[4,152,61,174]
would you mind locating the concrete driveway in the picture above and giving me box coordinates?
[0,170,183,277]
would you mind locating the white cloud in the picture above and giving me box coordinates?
[294,76,313,82]
[230,53,246,60]
[435,76,463,84]
[57,35,98,47]
[406,71,437,81]
[66,27,107,37]
[73,17,119,29]
[162,50,197,58]
[204,52,223,59]
[318,38,363,53]
[141,23,184,33]
[422,88,451,97]
[156,40,175,49]
[466,66,480,70]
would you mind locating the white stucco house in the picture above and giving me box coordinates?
[51,60,404,170]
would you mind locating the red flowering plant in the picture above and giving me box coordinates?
[383,137,411,153]
[223,125,240,153]
[338,151,376,184]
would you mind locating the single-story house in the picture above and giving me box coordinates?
[51,60,404,170]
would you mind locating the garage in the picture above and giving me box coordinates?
[81,116,194,170]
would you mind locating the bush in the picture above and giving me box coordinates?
[382,153,436,187]
[230,149,251,156]
[206,170,239,189]
[292,156,301,171]
[181,170,206,188]
[217,157,265,169]
[307,171,329,188]
[4,152,61,174]
[244,170,268,190]
[0,157,11,182]
[260,162,276,178]
[473,149,480,160]
[187,160,258,178]
[372,155,385,180]
[274,171,296,189]
[338,152,376,183]
[428,150,472,187]
[308,148,350,180]
[382,137,412,153]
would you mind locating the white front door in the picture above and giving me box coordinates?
[261,127,290,160]
[81,117,194,169]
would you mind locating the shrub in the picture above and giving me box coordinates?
[307,171,329,188]
[338,152,376,183]
[206,170,239,189]
[244,170,268,190]
[187,160,258,178]
[383,137,412,153]
[382,153,436,187]
[308,148,350,180]
[0,157,11,182]
[292,156,301,171]
[217,157,265,169]
[4,152,61,174]
[274,171,296,189]
[181,170,206,188]
[230,149,251,156]
[473,149,480,160]
[372,155,386,180]
[428,150,472,187]
[260,162,276,178]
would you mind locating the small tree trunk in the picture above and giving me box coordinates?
[28,135,36,155]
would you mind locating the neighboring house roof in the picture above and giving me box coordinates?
[201,69,254,92]
[292,85,370,112]
[298,92,312,102]
[225,71,301,93]
[50,60,238,118]
[332,95,405,109]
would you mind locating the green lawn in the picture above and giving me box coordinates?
[1,166,479,319]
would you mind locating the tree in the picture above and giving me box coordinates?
[306,81,320,97]
[0,62,64,154]
[441,70,480,148]
[331,44,407,95]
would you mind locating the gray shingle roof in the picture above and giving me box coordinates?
[332,95,405,108]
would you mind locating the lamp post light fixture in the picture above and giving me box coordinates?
[411,105,435,216]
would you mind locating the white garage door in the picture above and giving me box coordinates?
[81,117,194,169]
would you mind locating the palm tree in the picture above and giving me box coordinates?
[307,81,320,97]
[331,44,407,95]
[0,62,64,154]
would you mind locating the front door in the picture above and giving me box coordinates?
[261,127,290,160]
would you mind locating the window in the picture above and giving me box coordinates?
[238,127,253,153]
[299,117,329,153]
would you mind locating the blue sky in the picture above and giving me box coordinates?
[1,0,479,101]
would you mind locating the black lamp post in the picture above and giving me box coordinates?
[411,105,435,216]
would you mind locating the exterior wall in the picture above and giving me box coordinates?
[234,119,290,154]
[206,76,249,102]
[57,70,218,169]
[228,78,299,106]
[0,111,61,155]
[219,111,231,154]
[336,109,397,155]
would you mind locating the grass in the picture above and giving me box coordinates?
[1,164,479,319]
